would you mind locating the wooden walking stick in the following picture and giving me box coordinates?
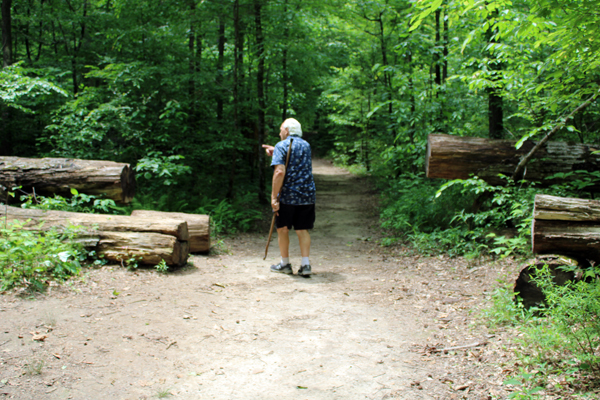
[264,138,294,260]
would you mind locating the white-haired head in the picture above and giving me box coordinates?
[282,118,302,137]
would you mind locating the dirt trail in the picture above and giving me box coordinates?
[0,160,516,400]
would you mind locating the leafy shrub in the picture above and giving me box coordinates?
[0,220,88,291]
[480,265,600,398]
[528,264,600,372]
[20,188,124,214]
[194,192,263,237]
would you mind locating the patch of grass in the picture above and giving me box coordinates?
[24,359,44,375]
[156,388,172,398]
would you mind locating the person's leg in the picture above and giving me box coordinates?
[271,226,292,274]
[277,226,290,258]
[296,229,311,257]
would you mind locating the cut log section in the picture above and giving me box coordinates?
[515,255,578,309]
[130,210,210,253]
[0,206,188,266]
[533,194,600,221]
[532,194,600,265]
[426,134,600,188]
[95,232,189,267]
[0,157,136,203]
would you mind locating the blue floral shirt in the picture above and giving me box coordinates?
[271,135,316,205]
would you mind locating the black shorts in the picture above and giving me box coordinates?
[276,203,315,230]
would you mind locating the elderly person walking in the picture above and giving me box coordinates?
[262,118,316,276]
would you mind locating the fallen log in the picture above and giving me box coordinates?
[0,157,136,204]
[532,195,600,264]
[0,206,189,266]
[130,210,210,253]
[94,232,189,267]
[533,194,600,221]
[514,255,578,309]
[426,134,600,188]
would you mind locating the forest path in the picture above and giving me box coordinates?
[0,159,512,399]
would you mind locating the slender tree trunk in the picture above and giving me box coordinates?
[228,0,242,199]
[408,44,415,144]
[1,0,12,67]
[24,0,31,61]
[35,0,45,61]
[216,15,225,121]
[1,0,12,155]
[281,0,288,121]
[188,0,197,128]
[434,8,441,86]
[443,4,448,81]
[485,7,503,139]
[254,0,267,204]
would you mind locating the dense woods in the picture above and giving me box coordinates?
[1,0,598,204]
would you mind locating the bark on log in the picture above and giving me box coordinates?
[0,157,136,203]
[130,210,210,253]
[532,195,600,264]
[533,194,600,221]
[0,206,188,266]
[426,134,600,188]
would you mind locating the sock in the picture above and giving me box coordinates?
[281,257,290,266]
[301,257,310,266]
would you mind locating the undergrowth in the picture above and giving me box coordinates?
[377,170,600,259]
[481,264,600,399]
[0,220,89,291]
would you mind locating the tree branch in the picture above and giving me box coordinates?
[512,88,600,181]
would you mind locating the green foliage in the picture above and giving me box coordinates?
[155,259,169,274]
[194,192,263,237]
[480,277,528,330]
[0,64,68,113]
[0,221,87,291]
[135,151,191,187]
[529,265,600,372]
[20,189,124,214]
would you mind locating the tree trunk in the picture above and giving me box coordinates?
[188,0,197,128]
[254,0,267,204]
[0,157,136,203]
[216,15,225,122]
[1,206,189,266]
[1,0,12,67]
[434,8,441,86]
[532,195,600,265]
[131,210,210,253]
[485,7,503,139]
[426,134,600,188]
[442,3,448,81]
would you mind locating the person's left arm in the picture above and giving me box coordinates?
[271,164,285,213]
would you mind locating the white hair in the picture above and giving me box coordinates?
[283,118,302,137]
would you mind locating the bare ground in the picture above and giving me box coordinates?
[0,159,526,400]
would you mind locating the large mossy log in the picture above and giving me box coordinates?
[426,134,600,187]
[0,206,188,266]
[532,194,600,264]
[0,157,136,203]
[130,210,210,253]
